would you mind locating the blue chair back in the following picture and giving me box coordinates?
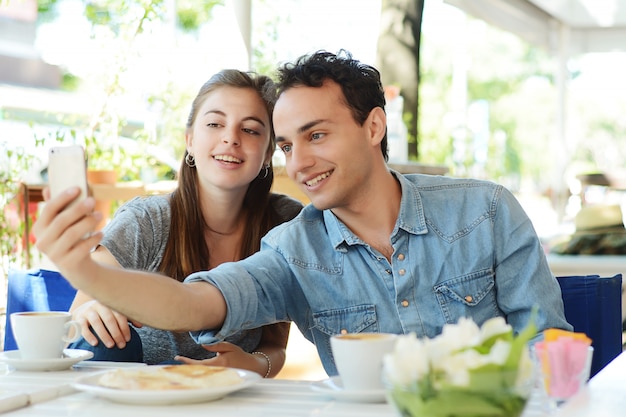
[556,274,623,377]
[4,269,77,351]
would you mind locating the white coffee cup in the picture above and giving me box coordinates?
[10,311,81,360]
[330,332,397,391]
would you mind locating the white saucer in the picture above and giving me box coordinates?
[310,377,387,403]
[0,349,94,372]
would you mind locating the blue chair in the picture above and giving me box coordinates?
[4,269,77,351]
[556,274,623,377]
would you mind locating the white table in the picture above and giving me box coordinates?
[1,353,625,416]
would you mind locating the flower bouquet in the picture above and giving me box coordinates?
[383,317,536,417]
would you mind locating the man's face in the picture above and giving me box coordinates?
[273,80,378,211]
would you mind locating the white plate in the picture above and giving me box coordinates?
[310,377,387,403]
[72,366,261,405]
[0,349,94,372]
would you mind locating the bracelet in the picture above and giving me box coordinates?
[251,351,271,378]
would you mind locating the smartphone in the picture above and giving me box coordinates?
[48,145,89,208]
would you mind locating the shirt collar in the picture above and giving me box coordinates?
[393,170,428,235]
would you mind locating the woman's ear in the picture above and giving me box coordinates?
[367,107,387,147]
[185,130,193,150]
[265,143,274,166]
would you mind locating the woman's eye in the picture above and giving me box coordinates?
[242,128,260,135]
[207,122,220,128]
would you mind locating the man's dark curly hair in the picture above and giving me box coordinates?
[276,50,389,161]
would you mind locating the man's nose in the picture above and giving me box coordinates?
[286,144,313,174]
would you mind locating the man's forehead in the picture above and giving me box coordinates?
[275,83,343,114]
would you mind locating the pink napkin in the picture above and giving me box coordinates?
[534,338,592,399]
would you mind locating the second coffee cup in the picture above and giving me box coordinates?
[330,332,397,391]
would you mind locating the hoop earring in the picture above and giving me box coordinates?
[185,153,196,168]
[259,164,270,179]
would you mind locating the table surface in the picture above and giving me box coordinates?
[0,352,624,416]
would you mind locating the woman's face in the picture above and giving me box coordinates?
[186,86,272,195]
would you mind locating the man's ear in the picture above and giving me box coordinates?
[366,107,387,147]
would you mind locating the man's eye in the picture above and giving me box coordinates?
[311,132,324,140]
[280,144,292,153]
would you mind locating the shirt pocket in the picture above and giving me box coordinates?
[434,269,499,324]
[312,304,379,337]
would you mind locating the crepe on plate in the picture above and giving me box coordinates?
[98,364,243,390]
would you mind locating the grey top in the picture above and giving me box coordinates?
[101,192,303,364]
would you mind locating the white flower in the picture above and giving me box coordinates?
[384,317,537,417]
[437,349,484,387]
[383,316,535,391]
[479,316,512,342]
[383,333,429,386]
[439,317,482,350]
[486,339,511,365]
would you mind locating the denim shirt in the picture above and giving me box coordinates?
[187,172,571,376]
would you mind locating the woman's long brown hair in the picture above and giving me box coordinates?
[159,70,279,281]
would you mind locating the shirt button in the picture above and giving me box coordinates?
[340,329,348,335]
[401,300,409,307]
[385,269,392,274]
[397,253,405,261]
[399,269,406,276]
[464,295,473,303]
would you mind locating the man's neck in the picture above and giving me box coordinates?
[331,167,401,259]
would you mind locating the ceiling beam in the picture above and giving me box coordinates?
[445,0,556,50]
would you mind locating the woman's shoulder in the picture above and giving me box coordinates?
[115,194,172,219]
[269,193,304,222]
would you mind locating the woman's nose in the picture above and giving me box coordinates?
[222,128,240,146]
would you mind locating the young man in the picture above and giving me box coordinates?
[33,50,571,376]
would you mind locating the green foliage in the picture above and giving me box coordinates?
[250,0,285,77]
[176,0,223,31]
[419,15,557,187]
[0,139,45,276]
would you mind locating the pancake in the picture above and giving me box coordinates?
[98,364,243,390]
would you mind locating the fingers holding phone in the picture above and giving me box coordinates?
[32,146,103,273]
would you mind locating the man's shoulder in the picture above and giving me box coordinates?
[402,173,499,188]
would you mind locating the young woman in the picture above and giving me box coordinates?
[68,69,303,377]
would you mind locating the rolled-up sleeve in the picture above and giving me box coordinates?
[184,248,299,345]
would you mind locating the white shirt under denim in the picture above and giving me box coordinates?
[187,171,572,376]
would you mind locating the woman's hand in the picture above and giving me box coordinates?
[32,187,103,281]
[72,300,143,349]
[174,342,270,377]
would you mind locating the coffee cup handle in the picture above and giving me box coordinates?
[63,320,82,343]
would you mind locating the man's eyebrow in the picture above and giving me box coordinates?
[276,119,326,143]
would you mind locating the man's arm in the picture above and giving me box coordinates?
[33,186,227,332]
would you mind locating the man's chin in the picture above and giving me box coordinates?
[308,196,332,211]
